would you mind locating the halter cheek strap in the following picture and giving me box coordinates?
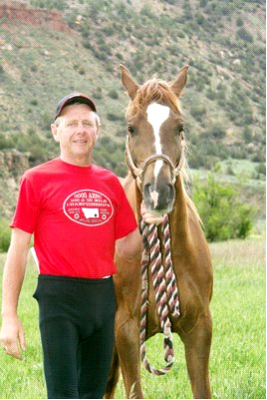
[125,135,184,189]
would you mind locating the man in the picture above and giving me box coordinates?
[0,93,144,399]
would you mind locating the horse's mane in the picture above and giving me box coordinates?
[126,79,181,117]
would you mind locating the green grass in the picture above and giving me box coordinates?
[0,236,265,399]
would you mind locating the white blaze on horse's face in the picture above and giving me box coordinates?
[146,103,171,209]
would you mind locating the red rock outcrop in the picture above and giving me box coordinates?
[0,1,72,34]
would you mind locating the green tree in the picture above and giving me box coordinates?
[193,173,255,242]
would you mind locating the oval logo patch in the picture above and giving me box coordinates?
[63,189,114,227]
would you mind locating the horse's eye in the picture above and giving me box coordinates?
[176,125,184,135]
[128,125,136,136]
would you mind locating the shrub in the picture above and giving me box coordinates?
[177,31,185,38]
[0,219,11,253]
[92,88,103,100]
[0,135,15,150]
[193,173,255,242]
[106,113,123,121]
[30,0,67,9]
[236,28,254,43]
[196,14,205,26]
[206,88,216,100]
[140,4,156,18]
[236,17,244,27]
[255,163,266,176]
[190,104,207,121]
[206,124,226,139]
[242,126,253,143]
[108,89,119,99]
[164,0,178,4]
[95,138,125,175]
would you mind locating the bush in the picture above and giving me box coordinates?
[206,124,226,139]
[242,126,253,143]
[255,163,266,176]
[0,219,11,253]
[236,17,244,27]
[95,138,125,176]
[108,89,119,99]
[236,28,254,43]
[106,113,123,121]
[30,0,67,9]
[190,104,207,121]
[193,173,255,242]
[206,88,216,100]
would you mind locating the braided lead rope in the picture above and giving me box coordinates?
[139,216,180,375]
[139,221,173,375]
[162,214,180,319]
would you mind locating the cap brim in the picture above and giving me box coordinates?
[55,93,97,119]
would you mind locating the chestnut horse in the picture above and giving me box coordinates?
[105,65,213,399]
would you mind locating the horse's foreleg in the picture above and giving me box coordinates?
[182,315,212,399]
[116,314,144,399]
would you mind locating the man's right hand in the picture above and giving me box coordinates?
[0,316,26,360]
[0,228,31,361]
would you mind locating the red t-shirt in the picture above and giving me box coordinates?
[11,158,137,278]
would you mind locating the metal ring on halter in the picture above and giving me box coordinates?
[125,135,184,189]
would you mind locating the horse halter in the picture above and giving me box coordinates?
[125,135,185,189]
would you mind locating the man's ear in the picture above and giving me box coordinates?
[51,123,60,142]
[95,121,100,141]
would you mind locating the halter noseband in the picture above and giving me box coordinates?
[125,136,184,189]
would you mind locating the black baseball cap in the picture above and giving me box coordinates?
[55,93,97,119]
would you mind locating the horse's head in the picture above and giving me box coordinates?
[121,65,188,214]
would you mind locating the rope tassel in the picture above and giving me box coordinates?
[139,215,180,375]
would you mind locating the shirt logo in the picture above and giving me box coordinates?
[63,189,114,226]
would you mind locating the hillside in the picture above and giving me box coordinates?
[0,0,265,219]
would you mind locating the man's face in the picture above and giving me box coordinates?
[51,103,99,165]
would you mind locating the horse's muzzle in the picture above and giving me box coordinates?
[143,182,175,214]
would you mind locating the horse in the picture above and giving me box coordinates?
[105,65,213,399]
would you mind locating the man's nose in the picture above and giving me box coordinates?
[77,122,87,130]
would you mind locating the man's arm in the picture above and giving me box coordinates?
[115,227,143,259]
[0,228,32,360]
[115,203,166,260]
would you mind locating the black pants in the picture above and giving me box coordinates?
[33,275,116,399]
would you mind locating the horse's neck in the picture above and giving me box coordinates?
[123,173,142,221]
[169,176,190,237]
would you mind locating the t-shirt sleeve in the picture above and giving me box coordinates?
[10,173,40,234]
[115,183,137,239]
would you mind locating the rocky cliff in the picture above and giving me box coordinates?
[0,1,72,33]
[0,0,71,218]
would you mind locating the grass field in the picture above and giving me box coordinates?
[0,236,265,399]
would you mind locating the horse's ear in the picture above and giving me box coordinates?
[170,65,189,97]
[120,64,139,100]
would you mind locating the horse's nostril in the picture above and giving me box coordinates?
[143,183,153,208]
[144,183,151,198]
[144,183,161,209]
[156,184,174,210]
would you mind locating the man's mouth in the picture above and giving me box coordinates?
[73,140,87,144]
